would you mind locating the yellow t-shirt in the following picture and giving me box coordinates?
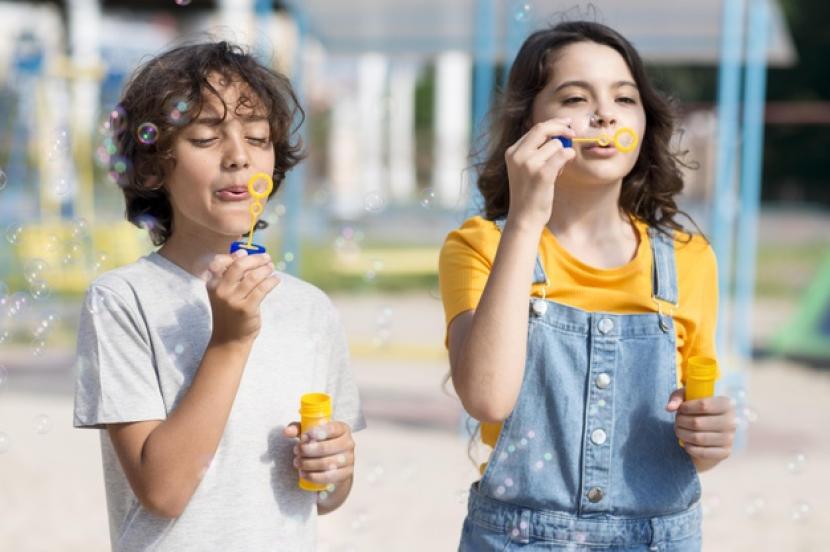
[438,216,718,449]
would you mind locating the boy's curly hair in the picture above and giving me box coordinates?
[111,41,305,245]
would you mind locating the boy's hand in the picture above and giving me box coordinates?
[205,249,280,345]
[666,389,737,470]
[283,421,355,487]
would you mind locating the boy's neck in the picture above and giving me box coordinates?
[158,230,235,279]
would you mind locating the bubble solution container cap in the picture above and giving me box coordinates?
[230,241,267,255]
[552,135,573,148]
[685,355,719,383]
[299,393,332,418]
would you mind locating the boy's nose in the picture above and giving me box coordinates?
[223,141,251,169]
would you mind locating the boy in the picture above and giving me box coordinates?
[73,42,365,551]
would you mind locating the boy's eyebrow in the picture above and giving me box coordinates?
[193,114,268,125]
[553,80,639,93]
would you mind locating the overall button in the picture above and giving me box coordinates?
[591,428,607,445]
[587,487,604,502]
[531,299,548,317]
[596,373,611,389]
[598,318,614,334]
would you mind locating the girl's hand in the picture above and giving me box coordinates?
[205,249,280,345]
[283,421,356,487]
[667,389,737,470]
[504,117,576,230]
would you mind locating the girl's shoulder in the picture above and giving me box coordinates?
[440,216,504,268]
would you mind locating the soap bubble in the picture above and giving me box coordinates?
[419,188,436,209]
[5,224,23,245]
[0,363,7,388]
[514,3,532,22]
[109,105,128,134]
[137,122,159,145]
[363,191,386,213]
[0,168,7,191]
[30,280,51,300]
[786,451,806,475]
[0,433,10,454]
[34,414,52,435]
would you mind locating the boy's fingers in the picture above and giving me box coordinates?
[677,396,732,415]
[283,422,301,438]
[682,444,731,462]
[221,252,271,286]
[235,263,276,298]
[298,466,354,485]
[665,388,686,411]
[295,451,354,472]
[246,272,281,303]
[298,433,355,458]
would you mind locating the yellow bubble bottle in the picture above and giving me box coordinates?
[298,392,332,491]
[684,356,719,401]
[679,356,719,448]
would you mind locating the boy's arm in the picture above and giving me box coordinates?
[108,251,278,519]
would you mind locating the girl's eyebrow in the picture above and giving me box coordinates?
[553,80,638,93]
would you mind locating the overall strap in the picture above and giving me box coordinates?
[648,226,679,309]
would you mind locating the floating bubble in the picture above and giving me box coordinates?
[62,242,82,265]
[54,177,70,197]
[32,339,47,357]
[137,122,159,145]
[32,314,56,340]
[30,280,51,301]
[786,451,806,475]
[791,500,810,522]
[0,363,7,388]
[34,414,51,435]
[0,330,8,344]
[365,464,385,484]
[109,105,128,134]
[174,344,184,355]
[24,259,48,283]
[0,432,9,454]
[93,252,109,273]
[5,224,23,245]
[72,218,89,240]
[543,452,553,461]
[363,191,386,213]
[5,292,29,318]
[0,168,7,191]
[284,251,295,263]
[514,3,532,22]
[744,495,766,518]
[419,189,436,209]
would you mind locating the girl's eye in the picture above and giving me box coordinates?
[563,97,585,104]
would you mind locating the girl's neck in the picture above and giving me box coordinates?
[547,180,631,241]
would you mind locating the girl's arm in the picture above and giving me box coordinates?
[108,251,279,518]
[448,119,575,423]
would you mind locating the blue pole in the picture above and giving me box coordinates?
[734,0,769,360]
[466,0,496,217]
[711,0,746,358]
[282,6,307,277]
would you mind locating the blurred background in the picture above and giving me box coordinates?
[0,0,828,550]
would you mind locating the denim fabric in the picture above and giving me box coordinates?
[460,223,701,551]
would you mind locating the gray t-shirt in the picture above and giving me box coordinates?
[73,252,365,551]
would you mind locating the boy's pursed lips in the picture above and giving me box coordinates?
[215,185,250,201]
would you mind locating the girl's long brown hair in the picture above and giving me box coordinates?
[476,21,700,238]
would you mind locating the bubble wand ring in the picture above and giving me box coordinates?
[229,172,273,255]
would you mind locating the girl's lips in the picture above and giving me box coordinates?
[215,188,250,201]
[581,145,617,158]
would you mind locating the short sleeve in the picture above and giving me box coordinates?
[438,217,500,342]
[322,302,366,433]
[678,242,719,384]
[73,284,167,429]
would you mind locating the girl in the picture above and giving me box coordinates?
[439,22,737,551]
[73,42,364,551]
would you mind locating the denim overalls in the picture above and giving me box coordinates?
[459,222,702,551]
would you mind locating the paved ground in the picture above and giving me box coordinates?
[1,289,828,551]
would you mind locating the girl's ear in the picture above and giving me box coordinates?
[144,176,163,191]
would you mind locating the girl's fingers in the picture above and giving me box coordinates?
[512,118,574,157]
[682,444,731,462]
[674,427,734,447]
[675,412,737,433]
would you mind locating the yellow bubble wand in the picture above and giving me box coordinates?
[229,172,273,255]
[554,127,639,152]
